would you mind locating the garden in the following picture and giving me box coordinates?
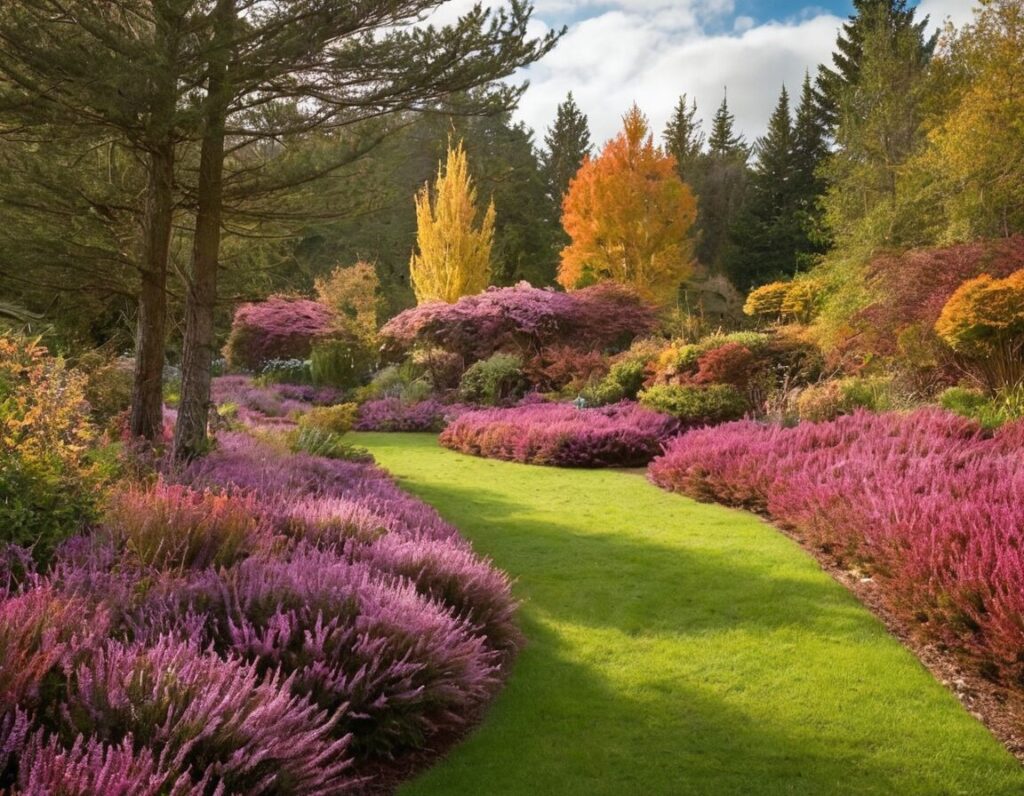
[3,0,1024,793]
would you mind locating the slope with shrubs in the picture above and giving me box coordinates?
[0,377,519,793]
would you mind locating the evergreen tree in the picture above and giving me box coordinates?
[815,0,937,134]
[663,94,704,182]
[542,93,593,204]
[695,93,749,269]
[791,72,830,257]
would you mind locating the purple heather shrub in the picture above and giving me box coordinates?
[649,409,1024,678]
[354,398,471,432]
[440,401,681,468]
[380,281,656,363]
[223,296,334,371]
[60,636,354,794]
[139,549,501,758]
[11,732,199,796]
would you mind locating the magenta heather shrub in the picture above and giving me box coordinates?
[139,551,500,757]
[380,281,656,363]
[224,296,334,371]
[61,636,353,794]
[355,398,471,432]
[649,410,1024,678]
[440,402,681,468]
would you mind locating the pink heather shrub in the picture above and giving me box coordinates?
[60,636,353,794]
[649,410,1024,679]
[440,402,681,468]
[139,550,501,758]
[101,481,266,573]
[380,281,656,363]
[224,296,334,371]
[354,398,471,432]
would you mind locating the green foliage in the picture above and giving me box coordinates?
[310,338,373,389]
[940,385,1024,429]
[298,403,359,435]
[580,357,648,406]
[458,353,527,406]
[77,351,134,427]
[542,92,592,205]
[356,362,432,404]
[289,426,373,462]
[796,376,893,422]
[257,358,312,385]
[638,384,747,423]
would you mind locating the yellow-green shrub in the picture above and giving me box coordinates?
[297,403,359,435]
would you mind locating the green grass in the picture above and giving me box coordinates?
[350,432,1024,796]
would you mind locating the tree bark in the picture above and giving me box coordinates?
[130,142,174,441]
[174,0,232,461]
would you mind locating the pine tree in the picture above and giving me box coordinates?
[542,93,593,203]
[815,0,937,134]
[410,140,496,304]
[695,93,749,269]
[663,95,704,182]
[791,72,830,256]
[707,95,748,157]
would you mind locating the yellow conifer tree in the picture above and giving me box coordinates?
[410,140,496,304]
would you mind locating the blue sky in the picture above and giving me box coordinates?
[433,0,974,145]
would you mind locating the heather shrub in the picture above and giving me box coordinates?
[356,398,466,432]
[649,410,1024,680]
[224,297,333,371]
[440,402,680,467]
[297,402,358,435]
[60,637,354,794]
[795,377,892,422]
[458,353,527,406]
[143,552,500,758]
[638,384,747,425]
[101,482,261,572]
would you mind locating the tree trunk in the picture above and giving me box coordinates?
[130,143,174,441]
[173,0,232,461]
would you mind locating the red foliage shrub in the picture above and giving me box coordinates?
[693,343,756,388]
[223,296,334,371]
[650,410,1024,680]
[525,345,610,391]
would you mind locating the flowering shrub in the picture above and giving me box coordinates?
[380,281,656,363]
[1,376,518,786]
[440,402,680,467]
[649,410,1024,680]
[223,296,334,371]
[355,398,469,432]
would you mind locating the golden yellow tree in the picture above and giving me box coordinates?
[410,140,496,303]
[558,105,697,305]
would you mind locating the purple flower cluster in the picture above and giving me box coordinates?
[1,394,518,790]
[223,296,334,371]
[380,282,657,362]
[649,410,1024,680]
[440,401,681,467]
[354,398,471,432]
[212,375,345,426]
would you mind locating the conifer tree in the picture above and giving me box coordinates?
[663,95,705,182]
[410,140,496,304]
[695,93,749,269]
[542,93,593,203]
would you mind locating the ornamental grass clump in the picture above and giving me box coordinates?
[440,402,680,467]
[649,409,1024,682]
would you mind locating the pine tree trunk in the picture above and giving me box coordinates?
[173,0,232,461]
[130,143,174,441]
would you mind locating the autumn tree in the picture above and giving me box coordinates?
[558,105,697,305]
[315,262,382,343]
[410,140,496,304]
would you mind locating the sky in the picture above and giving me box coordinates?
[430,0,977,146]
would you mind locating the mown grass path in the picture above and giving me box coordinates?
[350,432,1024,795]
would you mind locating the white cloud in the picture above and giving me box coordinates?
[516,11,844,146]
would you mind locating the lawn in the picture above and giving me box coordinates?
[350,432,1024,796]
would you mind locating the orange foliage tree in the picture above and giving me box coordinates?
[935,269,1024,389]
[558,105,697,305]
